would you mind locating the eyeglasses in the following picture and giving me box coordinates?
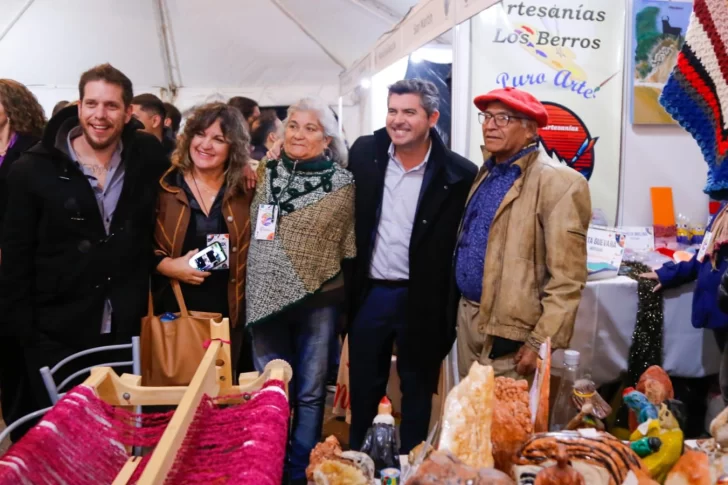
[478,112,526,127]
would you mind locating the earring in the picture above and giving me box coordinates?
[323,147,333,161]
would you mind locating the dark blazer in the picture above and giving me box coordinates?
[0,106,169,344]
[0,133,39,238]
[347,127,477,369]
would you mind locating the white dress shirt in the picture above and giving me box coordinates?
[369,142,431,281]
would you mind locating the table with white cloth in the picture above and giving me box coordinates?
[561,276,721,386]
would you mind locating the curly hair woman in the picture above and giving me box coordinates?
[152,103,253,375]
[0,79,46,441]
[0,79,45,228]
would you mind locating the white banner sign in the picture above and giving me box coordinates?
[374,31,405,73]
[401,0,455,54]
[586,226,625,280]
[469,0,626,225]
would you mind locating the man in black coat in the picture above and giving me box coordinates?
[347,79,477,453]
[0,64,168,429]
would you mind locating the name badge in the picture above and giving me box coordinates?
[206,234,230,270]
[254,204,278,240]
[697,231,713,263]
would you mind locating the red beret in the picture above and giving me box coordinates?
[473,87,549,127]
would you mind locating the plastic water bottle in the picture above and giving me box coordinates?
[550,350,581,431]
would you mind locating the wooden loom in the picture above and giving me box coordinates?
[77,317,292,485]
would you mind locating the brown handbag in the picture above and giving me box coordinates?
[141,280,222,386]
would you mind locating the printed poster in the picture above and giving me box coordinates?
[469,0,626,225]
[631,0,691,125]
[587,226,626,280]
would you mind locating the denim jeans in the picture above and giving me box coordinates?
[251,304,337,481]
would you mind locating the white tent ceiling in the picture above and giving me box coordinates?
[0,0,420,110]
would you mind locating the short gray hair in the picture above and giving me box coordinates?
[283,98,348,168]
[520,118,539,140]
[388,79,440,116]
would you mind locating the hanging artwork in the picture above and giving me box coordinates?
[659,0,728,197]
[631,0,692,125]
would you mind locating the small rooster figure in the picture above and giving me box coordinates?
[360,396,400,477]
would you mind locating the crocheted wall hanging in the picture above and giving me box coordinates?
[659,0,728,197]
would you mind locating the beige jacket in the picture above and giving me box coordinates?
[466,148,591,352]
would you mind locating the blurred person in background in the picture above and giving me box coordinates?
[131,93,167,146]
[52,100,70,117]
[249,109,281,162]
[228,96,260,129]
[163,102,182,136]
[0,78,46,441]
[163,101,182,156]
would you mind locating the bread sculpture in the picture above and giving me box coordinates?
[492,376,533,475]
[312,459,373,485]
[307,435,344,481]
[307,435,375,484]
[513,430,648,485]
[664,451,711,485]
[438,362,495,468]
[405,450,515,485]
[534,445,584,485]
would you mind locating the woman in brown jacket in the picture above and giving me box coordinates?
[153,103,252,370]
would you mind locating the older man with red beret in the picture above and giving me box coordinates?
[454,87,591,379]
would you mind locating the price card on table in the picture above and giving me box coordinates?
[587,226,625,281]
[618,226,655,253]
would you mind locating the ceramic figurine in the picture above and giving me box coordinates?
[629,366,675,432]
[690,221,706,245]
[623,388,659,425]
[565,379,612,431]
[406,450,515,485]
[513,430,648,485]
[664,450,711,485]
[628,399,686,483]
[629,437,662,458]
[566,403,606,431]
[710,404,728,449]
[534,444,584,485]
[676,214,691,245]
[360,396,400,475]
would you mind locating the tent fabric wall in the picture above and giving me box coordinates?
[0,0,417,114]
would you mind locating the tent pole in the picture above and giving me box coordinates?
[0,0,36,44]
[152,0,180,98]
[338,97,344,136]
[269,0,348,70]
